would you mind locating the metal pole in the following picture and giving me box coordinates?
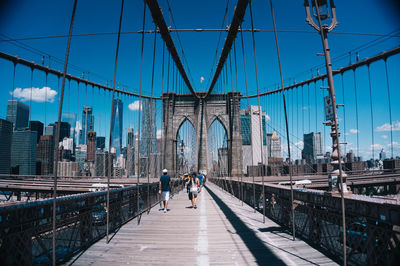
[313,1,347,264]
[52,1,77,265]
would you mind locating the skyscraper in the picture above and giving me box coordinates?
[96,136,105,149]
[37,135,54,175]
[44,124,56,136]
[140,98,157,155]
[87,131,96,161]
[6,100,29,130]
[11,130,37,175]
[79,106,94,145]
[95,149,109,177]
[126,127,135,177]
[29,121,44,144]
[111,99,123,157]
[240,106,268,173]
[0,119,13,174]
[53,121,71,143]
[302,132,323,164]
[62,112,77,143]
[127,127,135,147]
[266,130,281,159]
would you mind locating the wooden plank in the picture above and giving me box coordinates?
[66,183,337,266]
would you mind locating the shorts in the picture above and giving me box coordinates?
[161,191,170,201]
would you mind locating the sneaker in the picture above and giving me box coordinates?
[164,209,167,213]
[194,205,197,209]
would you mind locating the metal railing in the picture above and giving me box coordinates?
[211,177,400,266]
[0,179,184,265]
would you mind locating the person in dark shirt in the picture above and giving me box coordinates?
[159,169,172,213]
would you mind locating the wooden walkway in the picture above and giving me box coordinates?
[66,183,337,266]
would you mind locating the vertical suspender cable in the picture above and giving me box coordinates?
[268,0,295,239]
[167,53,170,93]
[367,65,375,161]
[233,39,242,199]
[106,0,124,243]
[161,42,165,94]
[233,40,239,92]
[353,69,360,159]
[240,25,253,208]
[341,74,346,155]
[249,2,265,223]
[296,87,299,159]
[136,3,146,220]
[308,83,311,132]
[384,59,394,159]
[147,25,157,211]
[314,81,317,132]
[11,63,16,102]
[29,69,33,123]
[161,42,165,172]
[52,0,77,265]
[45,72,48,127]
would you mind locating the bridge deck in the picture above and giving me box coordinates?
[67,183,337,265]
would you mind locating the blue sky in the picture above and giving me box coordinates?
[0,0,399,161]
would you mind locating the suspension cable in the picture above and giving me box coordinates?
[239,23,253,208]
[341,74,347,155]
[353,69,360,158]
[29,68,33,122]
[106,0,124,243]
[52,0,78,265]
[384,59,394,159]
[233,40,239,92]
[136,2,146,221]
[249,1,265,222]
[367,65,375,161]
[147,24,157,210]
[268,0,295,238]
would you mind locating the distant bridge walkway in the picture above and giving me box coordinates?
[67,183,336,265]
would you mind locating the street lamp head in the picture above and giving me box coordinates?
[304,0,338,32]
[312,0,329,21]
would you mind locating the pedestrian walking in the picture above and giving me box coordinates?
[187,172,200,209]
[159,169,172,213]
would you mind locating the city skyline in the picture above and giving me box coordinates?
[0,0,399,163]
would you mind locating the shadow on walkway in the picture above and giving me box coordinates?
[206,186,286,266]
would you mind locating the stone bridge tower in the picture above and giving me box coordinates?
[161,91,242,177]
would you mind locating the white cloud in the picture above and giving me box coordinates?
[128,100,142,111]
[265,114,271,122]
[381,135,388,139]
[375,121,400,132]
[349,129,359,134]
[370,143,383,150]
[302,106,310,110]
[11,87,57,103]
[390,142,400,148]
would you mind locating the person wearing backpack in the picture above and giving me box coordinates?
[187,172,200,209]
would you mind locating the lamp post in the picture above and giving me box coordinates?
[305,1,348,265]
[304,0,347,193]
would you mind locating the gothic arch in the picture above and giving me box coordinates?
[174,115,197,141]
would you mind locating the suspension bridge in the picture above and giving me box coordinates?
[0,0,399,265]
